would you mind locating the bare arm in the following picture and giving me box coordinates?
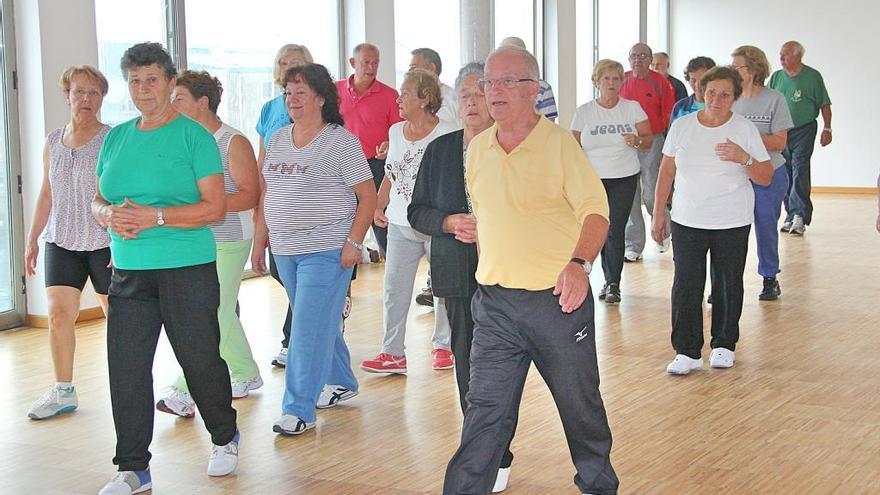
[25,143,53,275]
[251,173,269,275]
[571,130,581,143]
[820,105,832,146]
[225,135,260,212]
[554,213,609,314]
[623,120,654,151]
[341,179,378,268]
[651,155,677,244]
[761,129,788,153]
[373,176,392,227]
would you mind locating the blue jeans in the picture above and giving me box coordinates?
[274,248,357,423]
[782,120,818,224]
[753,166,790,278]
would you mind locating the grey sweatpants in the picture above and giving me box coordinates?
[625,133,670,254]
[443,284,618,495]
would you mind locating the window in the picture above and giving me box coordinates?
[95,0,168,125]
[393,0,461,89]
[493,0,535,54]
[646,0,669,54]
[575,0,596,106]
[597,0,640,63]
[184,0,341,153]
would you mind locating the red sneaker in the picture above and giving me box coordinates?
[360,353,407,374]
[432,348,454,370]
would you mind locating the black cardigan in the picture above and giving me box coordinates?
[407,129,479,298]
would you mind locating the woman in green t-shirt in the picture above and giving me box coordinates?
[91,42,239,495]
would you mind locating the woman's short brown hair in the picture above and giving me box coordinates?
[176,70,223,113]
[403,68,442,115]
[700,66,744,101]
[731,45,771,85]
[591,59,624,88]
[59,65,109,96]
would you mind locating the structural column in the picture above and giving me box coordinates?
[460,0,492,64]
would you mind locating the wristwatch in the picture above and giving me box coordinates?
[742,156,754,168]
[156,207,165,226]
[569,257,592,275]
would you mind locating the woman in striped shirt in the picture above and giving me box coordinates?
[254,63,376,435]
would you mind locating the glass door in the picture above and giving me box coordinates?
[0,0,25,329]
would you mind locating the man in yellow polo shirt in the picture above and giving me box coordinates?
[443,46,619,495]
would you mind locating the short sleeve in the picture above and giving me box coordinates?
[770,92,794,133]
[817,72,831,106]
[255,100,270,138]
[95,128,116,177]
[744,120,771,163]
[570,105,587,131]
[337,129,373,187]
[191,127,223,180]
[630,100,649,124]
[662,118,682,157]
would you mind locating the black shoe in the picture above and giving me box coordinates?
[604,283,621,304]
[758,277,781,301]
[707,293,713,304]
[415,287,434,307]
[598,283,608,300]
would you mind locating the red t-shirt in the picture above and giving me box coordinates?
[336,76,404,159]
[620,70,675,134]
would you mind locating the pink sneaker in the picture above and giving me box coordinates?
[360,353,407,374]
[432,349,454,370]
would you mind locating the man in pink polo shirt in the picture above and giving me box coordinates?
[337,43,403,253]
[620,42,676,262]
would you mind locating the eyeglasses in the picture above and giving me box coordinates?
[477,78,535,91]
[629,53,651,61]
[71,89,102,99]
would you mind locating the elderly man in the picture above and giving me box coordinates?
[651,52,688,103]
[337,43,403,253]
[442,46,618,495]
[768,40,832,235]
[498,36,558,121]
[410,47,460,127]
[620,42,676,261]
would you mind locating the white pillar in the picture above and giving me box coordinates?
[460,0,492,63]
[543,0,577,126]
[15,0,101,317]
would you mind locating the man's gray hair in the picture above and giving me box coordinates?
[485,46,540,80]
[454,61,485,95]
[352,43,380,57]
[411,47,443,75]
[783,40,805,56]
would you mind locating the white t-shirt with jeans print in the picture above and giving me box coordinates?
[662,112,771,230]
[384,119,458,226]
[570,98,648,179]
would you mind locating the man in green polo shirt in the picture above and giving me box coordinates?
[768,40,832,235]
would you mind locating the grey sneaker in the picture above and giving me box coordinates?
[273,415,316,435]
[780,220,793,233]
[156,387,195,418]
[98,469,151,495]
[790,215,806,235]
[28,385,78,420]
[231,376,263,399]
[271,347,288,368]
[316,385,358,409]
[207,431,240,476]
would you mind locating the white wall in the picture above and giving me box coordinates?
[670,0,876,188]
[16,0,100,316]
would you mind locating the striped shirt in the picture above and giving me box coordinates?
[536,80,558,121]
[263,123,372,256]
[45,125,111,251]
[211,123,254,242]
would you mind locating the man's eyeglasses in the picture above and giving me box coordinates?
[629,53,650,61]
[477,78,535,91]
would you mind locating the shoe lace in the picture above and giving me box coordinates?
[163,387,192,404]
[33,388,60,409]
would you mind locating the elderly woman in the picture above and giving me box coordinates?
[360,68,457,374]
[25,66,111,420]
[670,56,716,124]
[407,61,515,493]
[92,43,239,494]
[255,44,313,368]
[254,63,376,435]
[652,66,772,375]
[153,70,262,418]
[732,46,794,301]
[571,59,652,304]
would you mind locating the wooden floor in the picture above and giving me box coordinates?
[2,194,879,494]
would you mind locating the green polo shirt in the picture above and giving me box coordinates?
[768,65,831,128]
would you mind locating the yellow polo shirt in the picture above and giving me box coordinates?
[467,117,609,290]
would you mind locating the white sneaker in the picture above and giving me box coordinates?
[231,376,264,399]
[623,250,642,262]
[98,469,152,495]
[709,348,735,369]
[207,431,240,476]
[156,387,195,418]
[28,385,78,419]
[790,215,806,235]
[657,236,671,253]
[271,347,288,368]
[343,295,352,319]
[666,354,703,375]
[316,385,358,409]
[492,466,511,492]
[273,415,316,435]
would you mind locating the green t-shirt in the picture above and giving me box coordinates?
[768,65,831,128]
[97,115,222,270]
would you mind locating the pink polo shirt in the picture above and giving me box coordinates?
[336,75,403,159]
